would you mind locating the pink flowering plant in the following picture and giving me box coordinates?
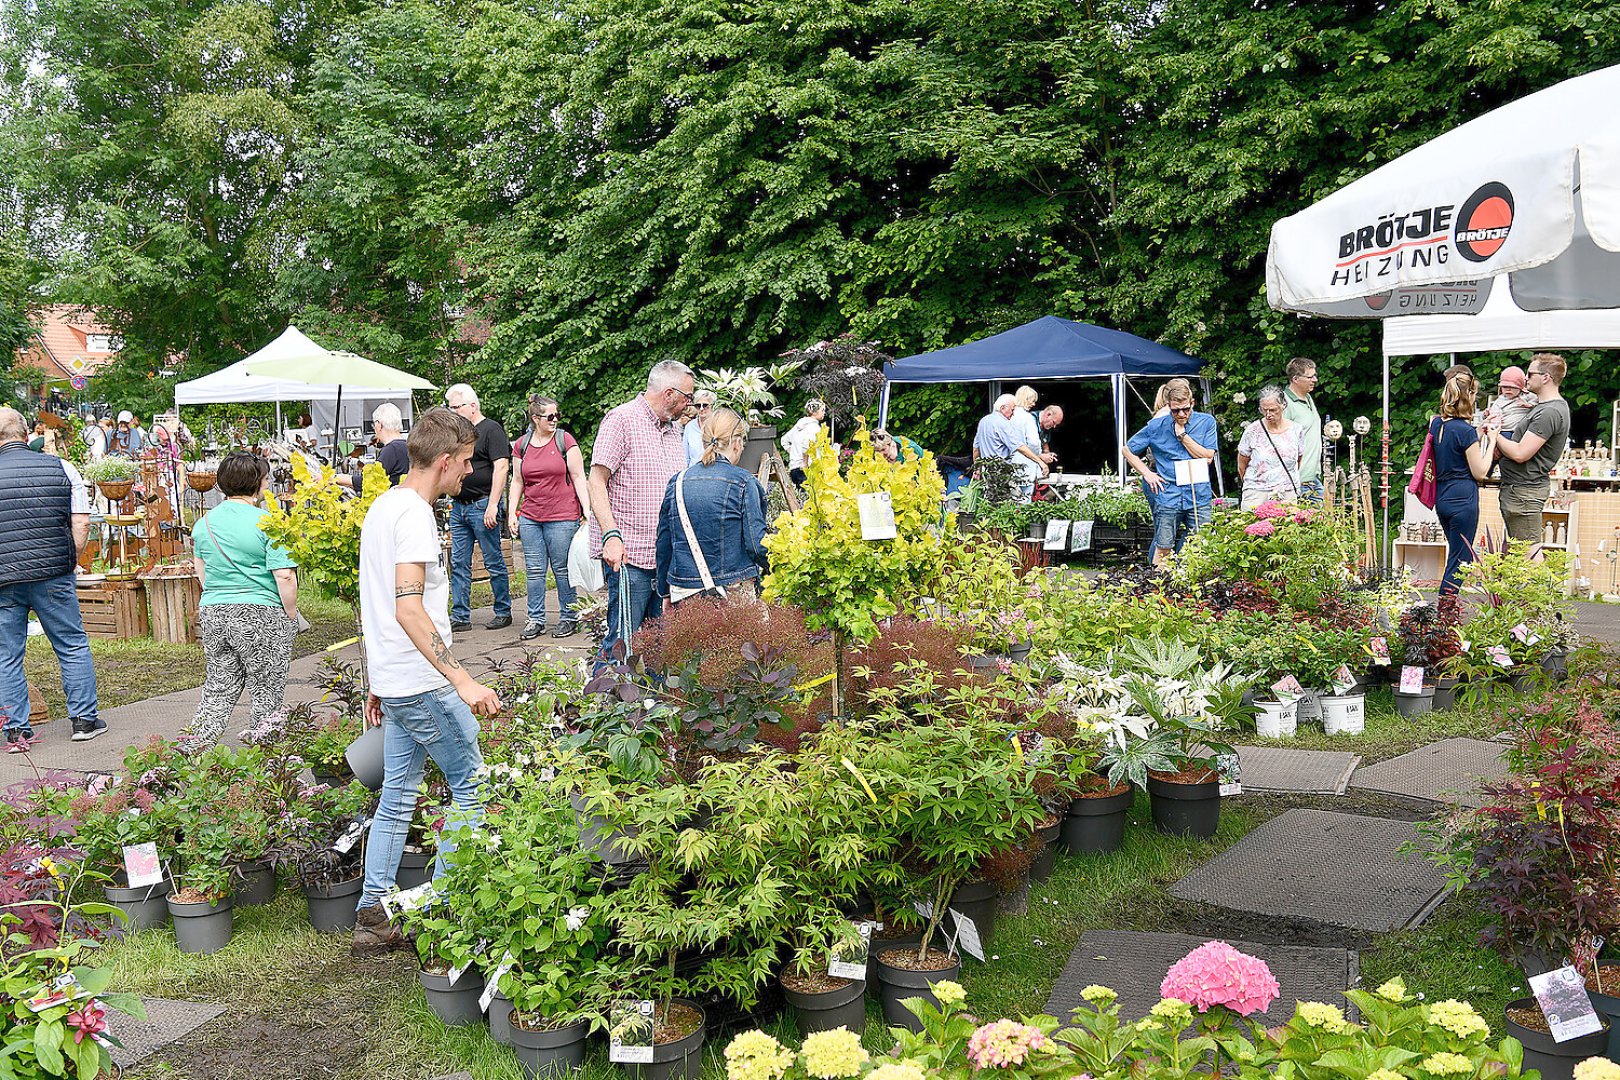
[1175,503,1356,612]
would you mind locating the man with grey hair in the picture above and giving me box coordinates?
[973,393,1046,500]
[0,406,103,750]
[589,359,693,660]
[444,383,513,631]
[683,388,717,466]
[337,402,410,489]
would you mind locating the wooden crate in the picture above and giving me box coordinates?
[144,571,202,644]
[77,579,150,640]
[468,537,517,585]
[27,681,50,726]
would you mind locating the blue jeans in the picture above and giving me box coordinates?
[0,573,99,737]
[1151,503,1211,556]
[447,497,510,622]
[1436,490,1479,596]
[358,684,485,910]
[601,563,660,662]
[518,518,579,626]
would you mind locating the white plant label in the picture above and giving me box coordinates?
[828,921,873,981]
[609,1000,655,1064]
[857,491,897,541]
[1269,674,1305,700]
[1173,458,1210,486]
[1399,665,1425,695]
[1529,966,1604,1042]
[332,817,370,854]
[951,909,986,962]
[1217,751,1242,797]
[1043,520,1070,551]
[122,842,163,888]
[1331,664,1357,696]
[1370,636,1390,665]
[912,899,933,921]
[382,881,437,920]
[478,952,517,1013]
[446,956,473,987]
[1070,520,1093,552]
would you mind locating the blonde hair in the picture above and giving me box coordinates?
[700,407,747,467]
[1530,352,1567,385]
[1440,371,1478,420]
[1163,378,1193,405]
[1152,385,1170,413]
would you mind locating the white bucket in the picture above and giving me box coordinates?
[1320,693,1366,736]
[1254,699,1298,739]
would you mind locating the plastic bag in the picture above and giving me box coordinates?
[568,520,605,593]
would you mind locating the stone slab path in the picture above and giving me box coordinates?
[1168,809,1449,933]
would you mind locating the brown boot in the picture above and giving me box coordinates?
[351,903,409,959]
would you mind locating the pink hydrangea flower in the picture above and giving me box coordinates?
[1252,501,1289,520]
[1292,509,1317,524]
[1160,941,1280,1017]
[1244,521,1276,538]
[966,1020,1050,1069]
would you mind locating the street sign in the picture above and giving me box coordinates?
[66,355,91,376]
[69,375,87,391]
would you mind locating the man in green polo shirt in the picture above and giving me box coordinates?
[1282,357,1323,502]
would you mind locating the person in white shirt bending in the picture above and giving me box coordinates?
[780,399,827,486]
[350,405,502,959]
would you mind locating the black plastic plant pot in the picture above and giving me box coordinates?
[780,976,866,1037]
[1029,822,1062,883]
[1145,775,1220,839]
[570,791,640,865]
[622,1000,707,1080]
[874,949,961,1033]
[303,875,362,933]
[232,860,277,906]
[396,849,433,891]
[419,966,486,1028]
[1392,686,1436,719]
[946,878,998,948]
[1585,962,1620,1064]
[167,894,234,955]
[1542,649,1569,682]
[104,876,171,932]
[1063,787,1134,855]
[1503,997,1611,1080]
[489,989,515,1046]
[510,1015,590,1079]
[1431,676,1461,712]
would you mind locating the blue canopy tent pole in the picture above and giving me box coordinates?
[1112,374,1127,484]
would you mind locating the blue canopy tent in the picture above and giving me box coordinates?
[879,315,1207,481]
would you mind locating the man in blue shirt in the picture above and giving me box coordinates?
[683,390,715,466]
[1123,379,1217,566]
[974,394,1046,500]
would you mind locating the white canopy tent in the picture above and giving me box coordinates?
[1383,278,1620,356]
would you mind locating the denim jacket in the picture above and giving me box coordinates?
[654,459,769,597]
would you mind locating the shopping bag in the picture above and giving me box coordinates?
[568,521,605,593]
[1407,424,1438,510]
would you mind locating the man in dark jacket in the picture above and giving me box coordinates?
[0,407,104,750]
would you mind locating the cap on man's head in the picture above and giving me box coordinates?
[117,410,134,423]
[1498,366,1527,390]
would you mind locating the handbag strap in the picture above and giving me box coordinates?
[1259,422,1301,499]
[200,512,252,578]
[674,471,717,592]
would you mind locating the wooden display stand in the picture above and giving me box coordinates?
[77,579,150,640]
[27,681,50,727]
[143,568,203,644]
[468,536,517,585]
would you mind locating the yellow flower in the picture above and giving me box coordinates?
[1149,998,1193,1024]
[1080,985,1118,1005]
[801,1029,868,1080]
[868,1063,927,1080]
[724,1031,794,1080]
[1420,1052,1476,1076]
[1428,1000,1489,1040]
[933,980,967,1007]
[1575,1060,1620,1080]
[1375,977,1409,1002]
[1368,1070,1406,1080]
[1297,1002,1350,1033]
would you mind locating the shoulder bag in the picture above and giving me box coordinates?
[1407,418,1439,510]
[673,471,722,600]
[200,512,310,632]
[1258,422,1302,500]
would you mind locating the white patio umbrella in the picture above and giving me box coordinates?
[1263,62,1620,561]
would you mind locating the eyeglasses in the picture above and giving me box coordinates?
[669,387,695,405]
[534,412,559,422]
[696,402,712,410]
[447,400,473,411]
[1527,369,1545,378]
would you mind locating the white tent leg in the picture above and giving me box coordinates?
[878,383,891,429]
[1114,374,1127,485]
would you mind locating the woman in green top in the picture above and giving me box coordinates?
[187,452,301,746]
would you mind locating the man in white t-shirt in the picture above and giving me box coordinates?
[352,405,502,958]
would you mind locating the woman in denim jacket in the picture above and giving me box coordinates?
[655,407,769,604]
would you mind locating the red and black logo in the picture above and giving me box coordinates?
[1364,291,1392,311]
[1454,182,1514,262]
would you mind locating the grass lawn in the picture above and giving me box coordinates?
[24,575,524,715]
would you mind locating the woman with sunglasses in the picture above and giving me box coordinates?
[507,396,590,640]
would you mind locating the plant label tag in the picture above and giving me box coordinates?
[331,817,370,854]
[1217,751,1242,797]
[382,881,437,920]
[1070,520,1093,552]
[122,842,163,888]
[912,900,933,921]
[1173,458,1210,487]
[446,956,473,987]
[1529,966,1604,1042]
[1370,636,1389,665]
[857,491,897,541]
[951,909,986,962]
[1043,520,1070,551]
[1510,622,1531,643]
[1270,675,1305,700]
[608,1000,655,1063]
[828,921,873,981]
[26,973,82,1013]
[1487,645,1514,668]
[1331,665,1356,696]
[1399,665,1425,695]
[478,951,517,1013]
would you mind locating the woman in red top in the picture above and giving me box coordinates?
[506,395,591,640]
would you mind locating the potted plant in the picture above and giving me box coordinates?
[63,782,175,931]
[856,667,1050,1031]
[559,661,672,864]
[790,335,888,442]
[165,805,237,954]
[698,358,805,472]
[1049,658,1136,854]
[280,779,373,933]
[81,457,139,502]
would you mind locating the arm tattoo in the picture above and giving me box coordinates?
[395,584,425,599]
[428,629,463,671]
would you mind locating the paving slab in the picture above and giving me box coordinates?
[1350,738,1507,808]
[1045,930,1358,1025]
[109,997,227,1068]
[1235,746,1361,795]
[1168,809,1449,933]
